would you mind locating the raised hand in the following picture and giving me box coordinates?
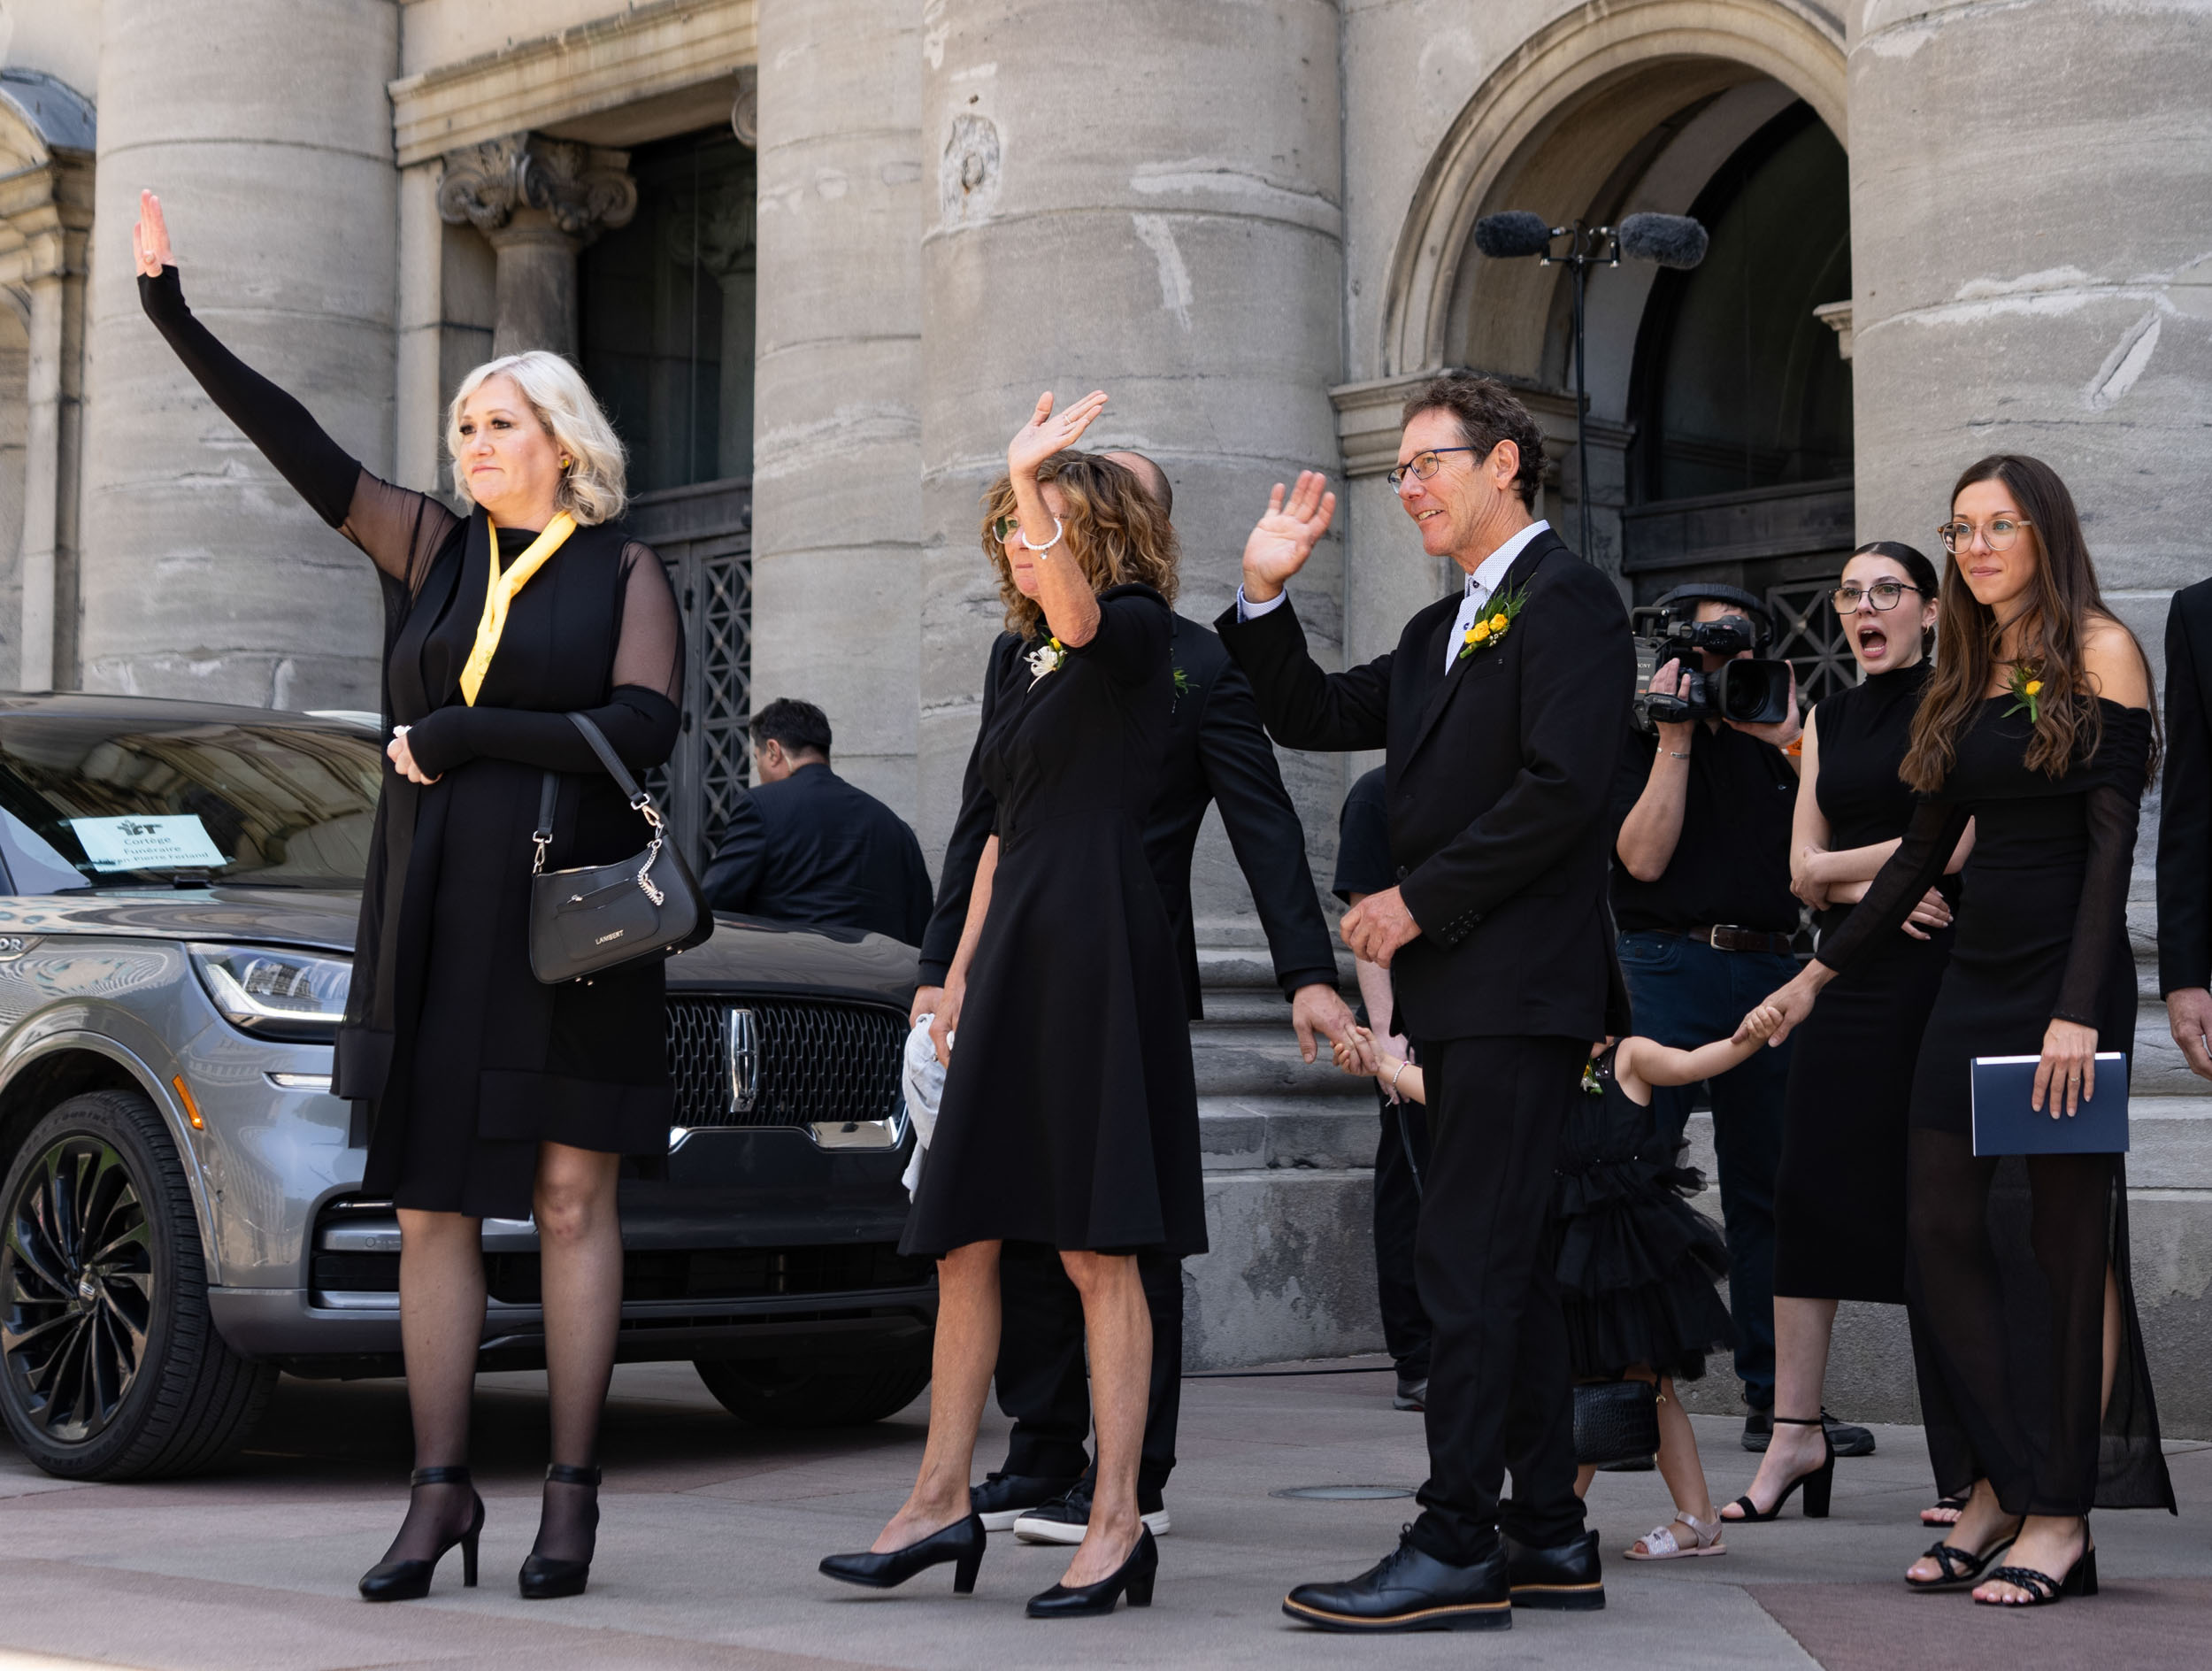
[133,189,175,280]
[1008,389,1109,479]
[1240,471,1337,604]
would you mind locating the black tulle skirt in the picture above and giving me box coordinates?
[1548,1077,1735,1383]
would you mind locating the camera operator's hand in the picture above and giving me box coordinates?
[1646,657,1698,756]
[1725,658,1801,750]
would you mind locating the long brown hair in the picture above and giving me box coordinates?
[979,451,1179,638]
[1901,454,2143,790]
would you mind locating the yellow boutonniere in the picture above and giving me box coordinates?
[2004,663,2045,725]
[1455,583,1529,664]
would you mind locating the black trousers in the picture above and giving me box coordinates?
[1407,1033,1586,1566]
[1373,1087,1432,1377]
[994,1240,1183,1496]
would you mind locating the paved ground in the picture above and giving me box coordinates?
[1,1357,2206,1670]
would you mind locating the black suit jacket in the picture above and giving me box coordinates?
[919,614,1340,1020]
[702,762,933,945]
[1215,528,1633,1043]
[2158,578,2212,993]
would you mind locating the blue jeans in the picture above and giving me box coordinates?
[1616,930,1798,1412]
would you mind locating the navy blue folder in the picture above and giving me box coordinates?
[1970,1053,2129,1156]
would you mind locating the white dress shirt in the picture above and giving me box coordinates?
[1237,519,1552,676]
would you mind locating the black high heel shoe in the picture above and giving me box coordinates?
[518,1463,601,1600]
[1026,1527,1157,1618]
[1975,1523,2096,1607]
[1724,1415,1835,1521]
[358,1466,483,1602]
[820,1513,987,1593]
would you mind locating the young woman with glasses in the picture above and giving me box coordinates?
[1744,457,2175,1606]
[1727,542,1970,1528]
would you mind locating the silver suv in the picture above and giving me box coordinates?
[0,696,933,1480]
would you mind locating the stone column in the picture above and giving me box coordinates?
[749,0,924,814]
[17,224,88,691]
[79,0,398,708]
[437,135,637,360]
[1850,0,2212,1428]
[665,190,756,480]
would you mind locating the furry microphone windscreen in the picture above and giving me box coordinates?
[1473,212,1555,260]
[1616,213,1709,269]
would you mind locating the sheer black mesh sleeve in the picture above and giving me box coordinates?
[2054,707,2154,1026]
[1814,797,1972,976]
[139,266,457,592]
[403,543,684,778]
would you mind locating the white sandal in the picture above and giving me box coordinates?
[1626,1511,1727,1560]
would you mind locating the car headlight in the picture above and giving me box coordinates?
[189,944,352,1042]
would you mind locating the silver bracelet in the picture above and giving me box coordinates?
[1668,750,1690,759]
[1388,1059,1410,1097]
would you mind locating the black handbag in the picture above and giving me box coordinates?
[527,712,710,983]
[1572,1377,1661,1467]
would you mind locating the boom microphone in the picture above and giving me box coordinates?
[1473,212,1556,260]
[1616,212,1709,270]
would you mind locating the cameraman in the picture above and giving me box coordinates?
[1609,585,1865,1456]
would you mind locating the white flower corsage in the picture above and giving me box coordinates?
[1025,635,1066,685]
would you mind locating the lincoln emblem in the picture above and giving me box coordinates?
[726,1006,758,1113]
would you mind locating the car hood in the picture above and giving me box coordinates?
[0,889,918,1006]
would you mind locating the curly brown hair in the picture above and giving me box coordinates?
[979,451,1180,638]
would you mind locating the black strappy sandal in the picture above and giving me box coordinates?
[1974,1530,2096,1607]
[1723,1415,1834,1522]
[1903,1526,2020,1592]
[1920,1491,1970,1527]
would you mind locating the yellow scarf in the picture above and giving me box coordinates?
[459,512,578,705]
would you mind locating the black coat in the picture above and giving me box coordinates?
[702,763,933,945]
[1215,528,1634,1043]
[919,614,1339,1019]
[2158,577,2212,994]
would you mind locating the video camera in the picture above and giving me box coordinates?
[1632,585,1795,730]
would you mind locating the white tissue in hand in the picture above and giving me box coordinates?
[900,1015,946,1200]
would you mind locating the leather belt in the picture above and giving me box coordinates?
[1680,924,1795,954]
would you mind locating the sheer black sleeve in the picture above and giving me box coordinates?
[404,542,684,778]
[139,266,457,591]
[1814,796,1971,976]
[2054,706,2154,1026]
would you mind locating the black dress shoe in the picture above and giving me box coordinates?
[357,1466,483,1603]
[1501,1528,1605,1611]
[518,1463,601,1600]
[820,1513,986,1593]
[971,1471,1083,1533]
[1026,1527,1157,1617]
[1282,1534,1511,1633]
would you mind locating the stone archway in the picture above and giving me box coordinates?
[1378,0,1846,382]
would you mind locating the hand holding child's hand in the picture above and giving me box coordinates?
[1332,1024,1375,1077]
[1740,1003,1786,1043]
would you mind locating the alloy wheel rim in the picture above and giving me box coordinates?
[1,1136,154,1444]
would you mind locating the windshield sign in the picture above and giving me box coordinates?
[0,716,383,891]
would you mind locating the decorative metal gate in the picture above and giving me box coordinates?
[1766,580,1860,713]
[626,478,753,867]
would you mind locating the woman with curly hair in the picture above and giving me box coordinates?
[1746,455,2174,1608]
[820,393,1194,1618]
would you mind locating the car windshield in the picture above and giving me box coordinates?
[0,713,383,891]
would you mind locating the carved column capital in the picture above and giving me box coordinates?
[437,133,639,242]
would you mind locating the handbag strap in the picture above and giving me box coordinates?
[532,712,663,875]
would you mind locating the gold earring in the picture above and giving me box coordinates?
[560,457,572,471]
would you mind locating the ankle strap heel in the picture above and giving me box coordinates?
[410,1465,473,1487]
[1771,1415,1824,1427]
[545,1463,602,1487]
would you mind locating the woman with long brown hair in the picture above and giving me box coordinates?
[1744,456,2173,1607]
[819,395,1195,1617]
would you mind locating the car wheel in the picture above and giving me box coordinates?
[695,1344,933,1428]
[0,1090,275,1479]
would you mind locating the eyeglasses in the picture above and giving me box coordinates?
[1829,580,1924,613]
[1386,447,1477,490]
[993,515,1018,543]
[1938,515,2032,555]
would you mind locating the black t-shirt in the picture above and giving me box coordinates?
[1608,716,1800,934]
[1333,766,1395,905]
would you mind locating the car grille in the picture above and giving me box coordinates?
[665,996,907,1130]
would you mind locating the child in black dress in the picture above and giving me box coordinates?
[1336,1005,1784,1561]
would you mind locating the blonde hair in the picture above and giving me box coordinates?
[980,452,1179,638]
[446,351,628,525]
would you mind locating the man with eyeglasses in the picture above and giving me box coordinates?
[1218,373,1633,1631]
[1609,585,1873,1462]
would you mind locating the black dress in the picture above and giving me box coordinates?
[1816,697,2174,1516]
[1549,1047,1734,1382]
[142,268,683,1220]
[902,586,1205,1259]
[1774,663,1955,1302]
